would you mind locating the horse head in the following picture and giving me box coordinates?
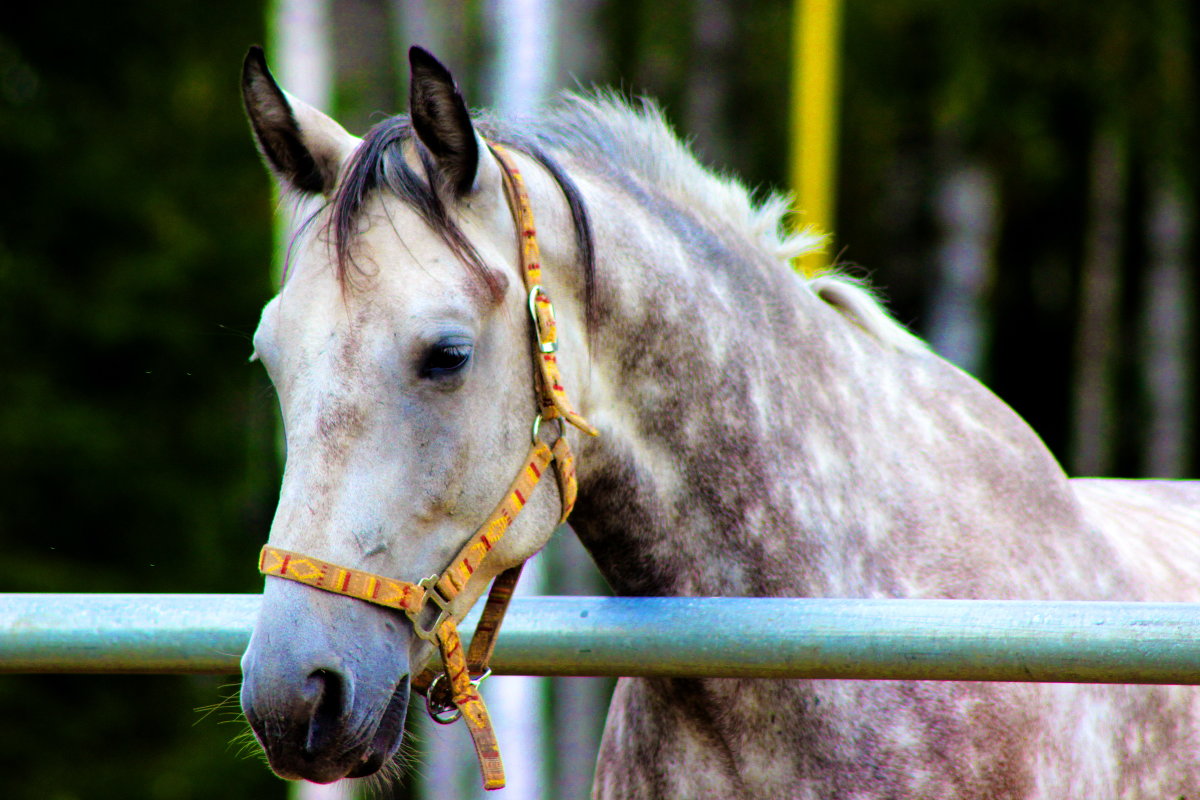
[237,46,590,784]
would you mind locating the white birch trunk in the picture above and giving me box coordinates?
[545,531,611,800]
[1140,171,1193,477]
[927,162,998,376]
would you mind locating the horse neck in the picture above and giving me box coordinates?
[557,171,1092,602]
[559,183,883,598]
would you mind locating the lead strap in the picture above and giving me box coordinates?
[435,617,506,789]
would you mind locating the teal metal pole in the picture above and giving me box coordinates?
[0,594,258,674]
[3,594,1200,684]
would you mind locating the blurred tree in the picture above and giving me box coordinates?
[840,0,1197,477]
[0,1,283,798]
[1137,0,1194,479]
[1072,124,1127,476]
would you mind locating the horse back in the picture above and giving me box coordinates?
[1071,478,1200,601]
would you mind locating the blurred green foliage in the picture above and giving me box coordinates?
[837,0,1196,466]
[0,1,284,797]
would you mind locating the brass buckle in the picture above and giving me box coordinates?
[527,285,558,354]
[407,574,453,643]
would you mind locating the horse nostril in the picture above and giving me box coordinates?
[301,668,346,759]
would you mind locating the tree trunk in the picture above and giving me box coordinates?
[1070,127,1127,476]
[388,0,472,92]
[1140,171,1193,477]
[927,160,998,377]
[683,0,734,167]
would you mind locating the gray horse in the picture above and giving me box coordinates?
[238,46,1200,798]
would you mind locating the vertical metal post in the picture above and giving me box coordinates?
[791,0,842,276]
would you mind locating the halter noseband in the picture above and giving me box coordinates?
[257,143,597,791]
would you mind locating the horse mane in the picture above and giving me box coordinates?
[327,117,506,302]
[524,92,822,264]
[323,92,921,352]
[512,92,923,352]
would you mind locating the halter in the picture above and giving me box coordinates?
[257,143,597,791]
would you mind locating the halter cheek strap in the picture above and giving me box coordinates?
[257,143,595,791]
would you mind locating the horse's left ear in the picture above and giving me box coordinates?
[408,46,479,196]
[241,46,359,196]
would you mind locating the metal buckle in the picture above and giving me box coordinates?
[424,669,493,725]
[407,574,453,643]
[527,285,558,354]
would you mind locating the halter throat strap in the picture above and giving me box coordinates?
[257,142,595,791]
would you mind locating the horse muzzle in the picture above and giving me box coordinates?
[240,577,414,783]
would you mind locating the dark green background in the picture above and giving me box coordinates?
[1,2,280,797]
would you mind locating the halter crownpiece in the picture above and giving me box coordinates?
[257,142,596,791]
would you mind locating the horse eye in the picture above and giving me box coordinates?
[421,341,473,379]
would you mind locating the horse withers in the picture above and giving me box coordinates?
[237,45,1200,798]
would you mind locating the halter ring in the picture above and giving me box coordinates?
[424,673,462,724]
[424,668,495,725]
[531,412,567,445]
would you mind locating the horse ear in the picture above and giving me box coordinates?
[408,46,479,196]
[241,46,358,196]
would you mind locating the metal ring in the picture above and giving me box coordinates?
[470,668,492,689]
[424,673,462,725]
[531,412,567,445]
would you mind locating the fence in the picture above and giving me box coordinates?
[4,594,1200,684]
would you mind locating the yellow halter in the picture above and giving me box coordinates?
[257,143,597,791]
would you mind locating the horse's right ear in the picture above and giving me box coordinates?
[241,46,358,196]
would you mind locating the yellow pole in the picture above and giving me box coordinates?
[791,0,842,276]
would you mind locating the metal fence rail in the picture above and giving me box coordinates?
[4,594,1200,683]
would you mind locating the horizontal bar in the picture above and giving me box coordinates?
[0,594,259,674]
[3,594,1200,684]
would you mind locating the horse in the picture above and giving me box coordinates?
[237,44,1200,798]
